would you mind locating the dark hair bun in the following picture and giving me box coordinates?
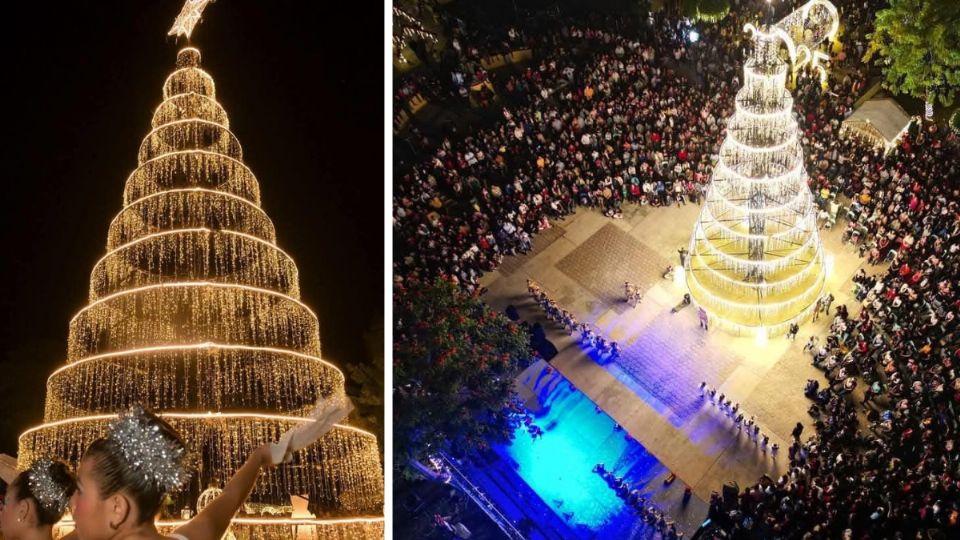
[14,459,76,525]
[84,406,193,525]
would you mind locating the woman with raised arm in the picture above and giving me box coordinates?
[69,406,275,540]
[0,459,76,540]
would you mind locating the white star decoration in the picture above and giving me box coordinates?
[168,0,215,39]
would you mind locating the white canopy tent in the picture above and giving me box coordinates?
[841,98,913,152]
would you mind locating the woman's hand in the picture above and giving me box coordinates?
[176,443,276,540]
[252,444,274,468]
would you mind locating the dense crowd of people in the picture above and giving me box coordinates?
[394,0,960,538]
[394,8,738,293]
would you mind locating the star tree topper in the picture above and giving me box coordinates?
[168,0,216,39]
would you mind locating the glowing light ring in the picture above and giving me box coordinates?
[141,118,238,149]
[692,220,819,269]
[72,280,317,327]
[109,188,275,247]
[708,179,812,215]
[19,412,377,445]
[692,293,823,336]
[138,119,243,163]
[686,271,823,313]
[725,128,798,153]
[47,342,345,388]
[123,150,261,207]
[92,227,286,277]
[90,228,296,300]
[734,97,795,118]
[698,200,814,240]
[712,155,805,186]
[162,67,217,100]
[120,188,266,218]
[91,230,295,299]
[691,249,822,289]
[685,254,824,311]
[152,92,229,129]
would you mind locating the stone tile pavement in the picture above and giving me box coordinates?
[557,223,671,315]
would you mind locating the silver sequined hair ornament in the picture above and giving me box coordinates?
[106,405,194,493]
[26,458,69,515]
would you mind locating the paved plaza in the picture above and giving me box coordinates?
[480,201,869,529]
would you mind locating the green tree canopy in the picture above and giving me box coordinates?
[345,321,385,456]
[865,0,960,108]
[393,278,531,473]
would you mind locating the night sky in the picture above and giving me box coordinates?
[0,1,383,455]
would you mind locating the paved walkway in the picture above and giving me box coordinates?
[480,202,867,506]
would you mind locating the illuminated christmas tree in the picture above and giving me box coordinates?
[17,39,383,540]
[685,1,839,337]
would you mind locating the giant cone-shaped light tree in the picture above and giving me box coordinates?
[685,1,838,336]
[17,46,384,539]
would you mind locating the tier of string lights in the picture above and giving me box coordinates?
[684,1,840,338]
[16,4,384,537]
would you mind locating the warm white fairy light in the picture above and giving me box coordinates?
[89,227,300,300]
[141,117,244,156]
[19,46,383,539]
[118,188,267,224]
[72,281,317,326]
[693,224,820,269]
[699,203,815,240]
[691,250,821,290]
[49,343,344,381]
[168,1,215,39]
[685,1,838,336]
[392,6,438,53]
[123,149,262,206]
[55,516,385,540]
[20,413,378,440]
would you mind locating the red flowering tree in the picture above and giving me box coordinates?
[393,278,531,474]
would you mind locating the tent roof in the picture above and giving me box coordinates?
[0,453,17,484]
[843,98,912,144]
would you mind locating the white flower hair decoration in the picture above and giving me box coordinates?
[27,458,69,515]
[106,405,194,493]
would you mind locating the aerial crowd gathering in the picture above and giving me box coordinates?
[394,0,958,537]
